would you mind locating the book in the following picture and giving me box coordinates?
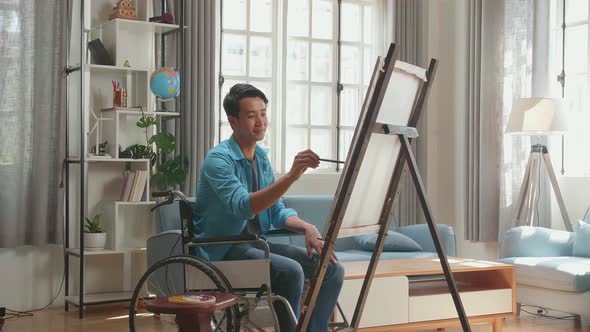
[119,170,131,201]
[88,38,113,66]
[168,294,216,305]
[132,170,147,202]
[128,170,141,202]
[123,171,136,201]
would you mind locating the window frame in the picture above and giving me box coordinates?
[548,0,590,177]
[218,0,383,174]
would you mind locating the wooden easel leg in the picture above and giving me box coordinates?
[399,134,471,332]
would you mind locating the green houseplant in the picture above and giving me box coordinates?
[122,108,188,190]
[84,214,107,250]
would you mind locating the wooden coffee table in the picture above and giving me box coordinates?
[337,257,516,331]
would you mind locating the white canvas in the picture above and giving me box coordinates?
[340,133,399,231]
[377,62,425,125]
[339,60,426,234]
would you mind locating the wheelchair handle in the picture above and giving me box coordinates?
[150,196,174,212]
[151,190,172,198]
[150,190,189,212]
[151,190,188,201]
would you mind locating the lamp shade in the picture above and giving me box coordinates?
[505,98,568,135]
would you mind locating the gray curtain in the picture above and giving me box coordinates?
[155,0,217,196]
[392,0,423,227]
[0,0,66,247]
[182,0,217,196]
[465,0,538,241]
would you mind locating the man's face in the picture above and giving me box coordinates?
[229,97,268,143]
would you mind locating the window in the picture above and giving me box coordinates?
[219,0,384,173]
[219,0,277,165]
[548,0,590,176]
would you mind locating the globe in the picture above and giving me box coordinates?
[150,67,180,100]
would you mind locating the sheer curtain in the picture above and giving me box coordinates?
[0,0,66,247]
[465,0,543,241]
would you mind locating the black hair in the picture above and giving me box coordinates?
[222,83,268,118]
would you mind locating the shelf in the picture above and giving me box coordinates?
[86,157,150,163]
[65,291,134,306]
[66,248,146,256]
[86,64,150,73]
[69,156,145,163]
[114,201,156,206]
[101,107,181,118]
[93,18,181,34]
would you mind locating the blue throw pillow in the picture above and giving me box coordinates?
[573,220,590,258]
[353,230,423,252]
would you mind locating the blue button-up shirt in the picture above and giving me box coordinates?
[192,135,298,261]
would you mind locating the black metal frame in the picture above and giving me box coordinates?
[63,0,186,318]
[297,43,472,332]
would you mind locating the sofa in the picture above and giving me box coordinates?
[154,194,456,263]
[498,208,590,316]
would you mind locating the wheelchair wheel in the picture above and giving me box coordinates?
[129,255,240,332]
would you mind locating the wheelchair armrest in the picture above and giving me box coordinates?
[187,234,270,258]
[188,234,271,257]
[190,234,258,244]
[266,229,299,236]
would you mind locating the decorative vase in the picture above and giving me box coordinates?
[84,232,107,250]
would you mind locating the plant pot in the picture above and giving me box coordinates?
[84,232,107,250]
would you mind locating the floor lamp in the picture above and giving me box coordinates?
[506,98,573,231]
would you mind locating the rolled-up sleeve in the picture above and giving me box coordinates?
[201,152,255,220]
[269,197,298,229]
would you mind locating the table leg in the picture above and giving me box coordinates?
[176,312,213,332]
[492,318,503,332]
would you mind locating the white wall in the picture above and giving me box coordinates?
[551,177,590,229]
[0,246,64,311]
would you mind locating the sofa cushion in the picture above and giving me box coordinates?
[353,231,423,252]
[336,249,437,262]
[500,226,575,258]
[573,220,590,258]
[499,256,590,292]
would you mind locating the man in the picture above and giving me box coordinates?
[193,83,344,331]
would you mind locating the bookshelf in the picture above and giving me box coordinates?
[64,0,185,318]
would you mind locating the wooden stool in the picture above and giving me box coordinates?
[145,291,238,332]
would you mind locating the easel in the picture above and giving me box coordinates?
[297,44,471,332]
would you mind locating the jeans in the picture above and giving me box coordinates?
[224,242,345,332]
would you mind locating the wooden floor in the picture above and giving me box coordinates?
[2,304,589,331]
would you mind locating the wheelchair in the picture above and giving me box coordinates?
[128,190,298,332]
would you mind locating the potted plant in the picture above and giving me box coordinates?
[84,214,107,250]
[119,108,188,190]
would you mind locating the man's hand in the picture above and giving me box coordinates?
[287,149,320,181]
[304,224,338,263]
